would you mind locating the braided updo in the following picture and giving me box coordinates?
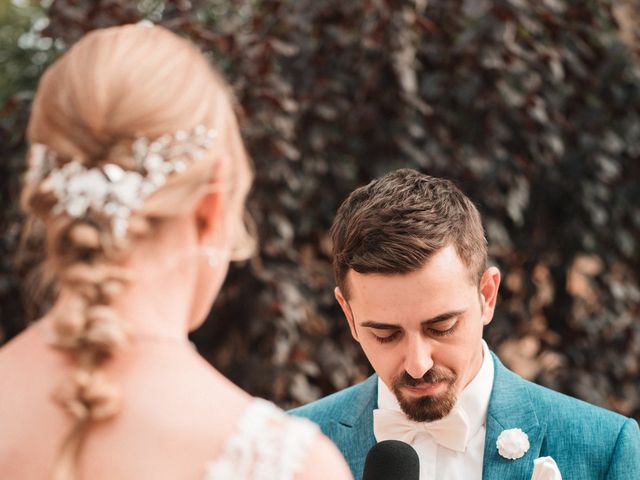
[20,24,254,479]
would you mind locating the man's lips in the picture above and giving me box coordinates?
[401,380,446,396]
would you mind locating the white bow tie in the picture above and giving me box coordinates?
[373,407,471,453]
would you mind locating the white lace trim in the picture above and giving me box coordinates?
[204,399,319,480]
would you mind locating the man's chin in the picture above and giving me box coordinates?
[397,391,457,423]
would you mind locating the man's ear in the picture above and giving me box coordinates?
[479,266,501,326]
[335,287,359,342]
[194,189,223,244]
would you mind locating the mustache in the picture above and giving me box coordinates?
[394,367,456,388]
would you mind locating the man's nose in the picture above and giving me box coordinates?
[403,336,434,379]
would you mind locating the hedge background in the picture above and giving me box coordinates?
[1,0,639,421]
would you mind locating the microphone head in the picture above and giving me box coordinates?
[362,440,420,480]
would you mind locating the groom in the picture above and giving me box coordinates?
[290,169,640,479]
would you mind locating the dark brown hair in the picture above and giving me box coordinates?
[330,168,487,298]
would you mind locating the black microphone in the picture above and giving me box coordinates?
[362,440,420,480]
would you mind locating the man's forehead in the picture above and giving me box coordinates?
[343,268,412,302]
[343,245,479,300]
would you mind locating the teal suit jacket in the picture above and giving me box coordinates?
[290,353,640,480]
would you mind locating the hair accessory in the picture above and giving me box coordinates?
[27,125,218,238]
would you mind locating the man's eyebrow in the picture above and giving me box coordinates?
[359,310,465,329]
[422,310,465,326]
[359,321,399,330]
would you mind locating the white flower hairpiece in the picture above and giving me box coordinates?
[27,125,218,238]
[496,428,530,460]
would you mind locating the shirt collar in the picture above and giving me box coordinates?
[377,339,494,437]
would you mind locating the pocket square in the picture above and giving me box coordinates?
[531,456,562,480]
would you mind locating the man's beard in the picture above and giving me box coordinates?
[391,366,458,422]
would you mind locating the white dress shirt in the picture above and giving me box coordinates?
[374,340,494,480]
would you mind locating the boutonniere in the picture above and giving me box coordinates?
[496,428,530,460]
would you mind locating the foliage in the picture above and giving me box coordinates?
[1,0,639,420]
[0,0,60,341]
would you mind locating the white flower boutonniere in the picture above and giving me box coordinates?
[496,428,530,460]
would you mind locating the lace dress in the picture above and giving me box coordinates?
[203,399,319,480]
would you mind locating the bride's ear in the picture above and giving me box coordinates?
[193,160,228,243]
[194,190,223,242]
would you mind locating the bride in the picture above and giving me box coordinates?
[0,23,351,480]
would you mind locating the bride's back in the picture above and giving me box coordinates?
[0,317,258,479]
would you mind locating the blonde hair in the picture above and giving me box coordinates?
[21,24,254,479]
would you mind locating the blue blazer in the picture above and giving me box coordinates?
[290,353,640,480]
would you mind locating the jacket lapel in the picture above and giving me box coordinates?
[482,354,546,480]
[332,375,378,479]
